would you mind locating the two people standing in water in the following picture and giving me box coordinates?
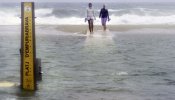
[86,3,110,34]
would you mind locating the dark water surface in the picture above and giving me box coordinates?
[0,26,175,100]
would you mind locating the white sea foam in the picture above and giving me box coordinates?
[0,10,20,25]
[1,7,175,25]
[36,14,175,25]
[35,8,53,17]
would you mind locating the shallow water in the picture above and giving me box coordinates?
[0,26,175,100]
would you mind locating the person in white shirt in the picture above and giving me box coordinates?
[86,3,96,34]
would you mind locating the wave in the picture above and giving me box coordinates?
[1,8,175,25]
[35,14,175,25]
[0,8,20,25]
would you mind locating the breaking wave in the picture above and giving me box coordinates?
[1,5,175,25]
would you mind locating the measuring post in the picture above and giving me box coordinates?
[21,2,36,90]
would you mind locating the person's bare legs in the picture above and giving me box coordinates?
[101,18,107,31]
[88,20,92,33]
[102,23,106,31]
[88,19,93,34]
[91,19,94,33]
[104,24,106,31]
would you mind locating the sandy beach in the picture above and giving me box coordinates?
[55,25,175,33]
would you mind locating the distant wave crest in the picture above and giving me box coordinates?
[1,7,175,25]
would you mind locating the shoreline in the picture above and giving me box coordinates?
[1,24,175,33]
[55,25,175,33]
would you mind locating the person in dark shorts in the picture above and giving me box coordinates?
[99,4,110,31]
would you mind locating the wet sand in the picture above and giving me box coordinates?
[55,25,175,33]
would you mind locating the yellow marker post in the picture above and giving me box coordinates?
[21,2,36,90]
